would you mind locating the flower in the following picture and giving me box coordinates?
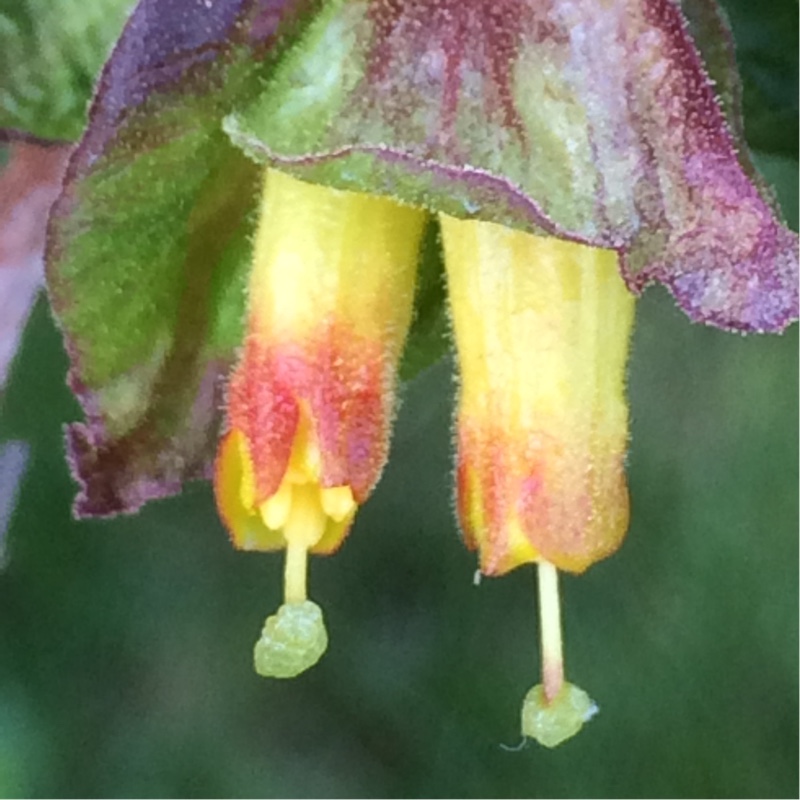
[214,167,426,675]
[442,217,635,577]
[442,217,635,743]
[43,0,797,745]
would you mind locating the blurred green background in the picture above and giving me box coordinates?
[1,1,797,797]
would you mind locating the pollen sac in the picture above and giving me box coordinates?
[253,601,328,679]
[441,215,635,575]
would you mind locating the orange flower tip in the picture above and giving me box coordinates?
[214,427,357,555]
[521,682,598,748]
[253,600,328,679]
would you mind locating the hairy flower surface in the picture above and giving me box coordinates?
[40,0,798,744]
[442,218,635,576]
[215,168,425,557]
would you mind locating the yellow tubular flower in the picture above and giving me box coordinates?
[215,169,427,678]
[440,213,635,746]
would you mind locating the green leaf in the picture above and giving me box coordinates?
[47,0,321,516]
[0,0,131,140]
[400,221,449,382]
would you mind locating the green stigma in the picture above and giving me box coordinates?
[521,682,598,748]
[253,600,328,678]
